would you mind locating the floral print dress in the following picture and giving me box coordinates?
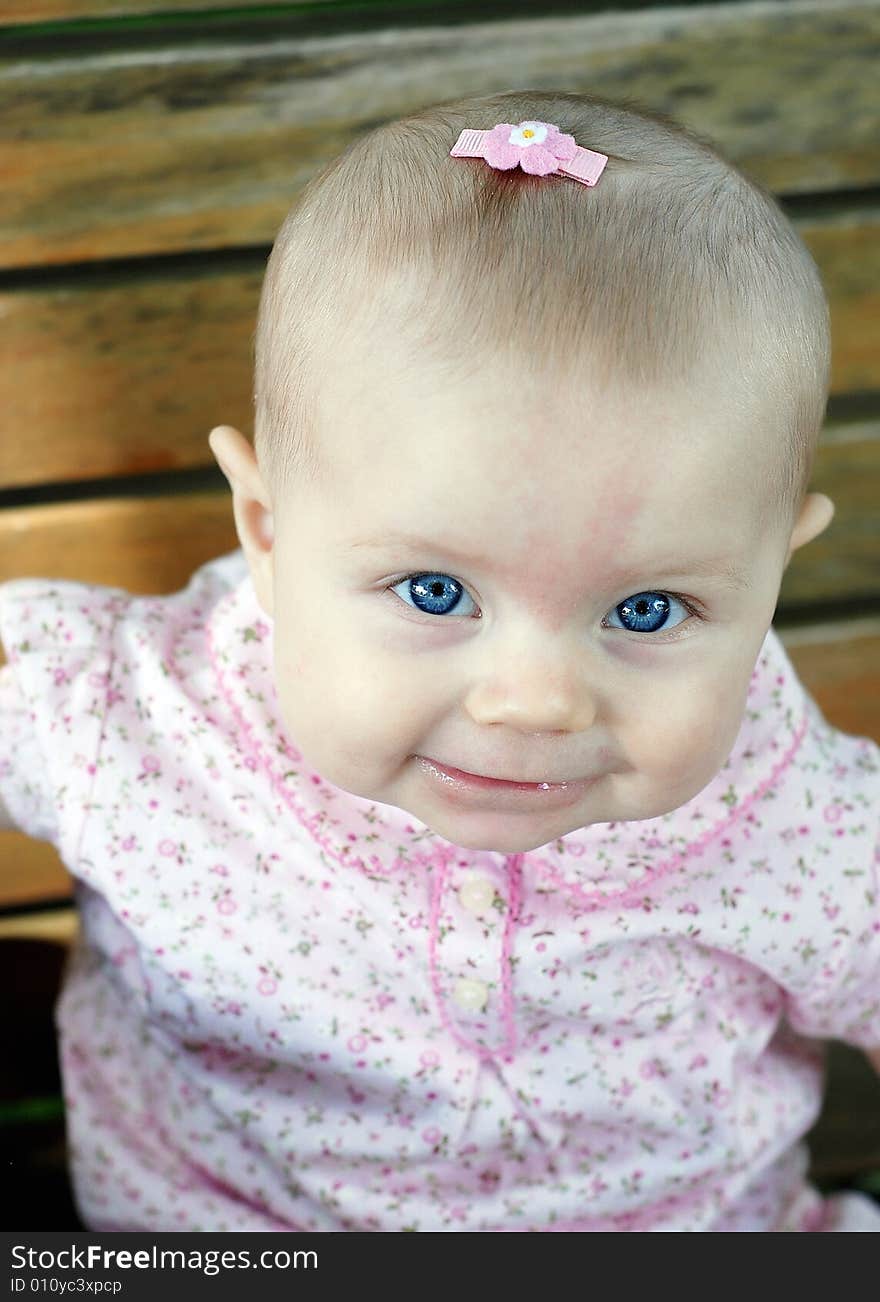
[1,549,878,1232]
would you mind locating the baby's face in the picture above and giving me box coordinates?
[264,342,793,854]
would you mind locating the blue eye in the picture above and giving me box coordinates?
[605,591,692,634]
[390,572,477,617]
[388,573,699,634]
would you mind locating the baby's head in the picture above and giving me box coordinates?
[210,89,834,853]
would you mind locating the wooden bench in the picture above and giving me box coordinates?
[1,0,878,1227]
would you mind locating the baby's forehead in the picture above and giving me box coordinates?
[313,384,769,566]
[320,343,754,469]
[295,303,782,516]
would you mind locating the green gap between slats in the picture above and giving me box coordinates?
[0,0,746,43]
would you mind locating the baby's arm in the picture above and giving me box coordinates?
[1,659,22,831]
[0,790,14,831]
[867,1047,880,1076]
[1,650,52,840]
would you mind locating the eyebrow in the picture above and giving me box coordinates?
[346,533,751,592]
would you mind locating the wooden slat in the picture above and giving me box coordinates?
[777,423,880,608]
[2,2,879,268]
[1,210,878,491]
[0,839,72,910]
[0,261,262,489]
[1,606,878,911]
[815,210,880,396]
[779,619,880,744]
[0,906,77,943]
[0,493,238,597]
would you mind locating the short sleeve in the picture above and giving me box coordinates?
[782,749,880,1050]
[0,576,126,863]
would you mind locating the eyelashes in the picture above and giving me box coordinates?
[385,572,703,637]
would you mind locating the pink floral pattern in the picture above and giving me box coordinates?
[1,549,879,1232]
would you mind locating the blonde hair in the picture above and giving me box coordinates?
[253,89,830,532]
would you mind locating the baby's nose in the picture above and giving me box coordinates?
[464,653,598,735]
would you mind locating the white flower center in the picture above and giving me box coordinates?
[510,121,548,149]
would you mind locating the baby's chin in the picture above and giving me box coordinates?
[410,774,725,849]
[334,760,719,854]
[369,788,599,855]
[431,825,584,855]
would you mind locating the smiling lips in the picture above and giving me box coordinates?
[432,762,576,789]
[415,756,601,811]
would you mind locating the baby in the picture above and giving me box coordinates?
[1,90,879,1232]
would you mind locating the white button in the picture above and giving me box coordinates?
[453,977,489,1012]
[457,874,496,915]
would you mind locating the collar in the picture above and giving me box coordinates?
[205,551,809,909]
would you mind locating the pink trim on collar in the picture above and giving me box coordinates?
[532,706,810,913]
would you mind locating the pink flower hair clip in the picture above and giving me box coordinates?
[449,119,608,187]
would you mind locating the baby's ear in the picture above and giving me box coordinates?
[784,492,835,566]
[208,425,275,616]
[209,425,260,495]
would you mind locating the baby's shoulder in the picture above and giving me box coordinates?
[0,549,246,665]
[0,572,129,661]
[791,692,879,833]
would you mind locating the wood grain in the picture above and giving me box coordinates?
[780,619,880,743]
[0,493,239,596]
[0,260,262,489]
[2,3,879,268]
[778,424,880,608]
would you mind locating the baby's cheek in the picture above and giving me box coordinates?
[646,674,745,792]
[335,655,428,743]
